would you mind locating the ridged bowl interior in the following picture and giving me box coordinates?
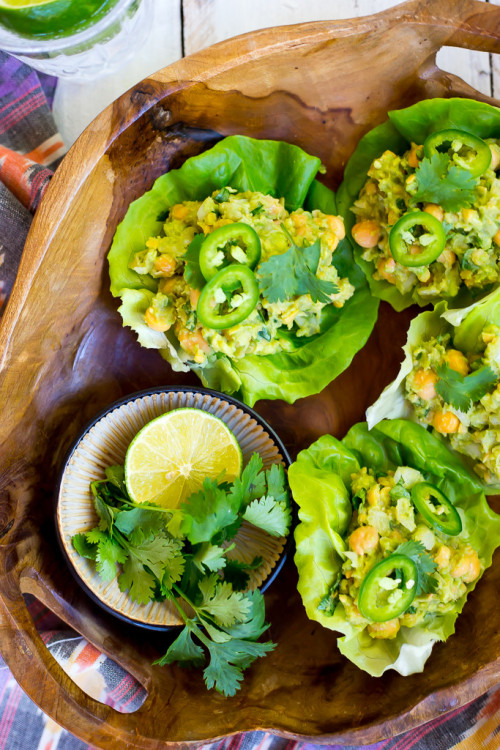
[56,389,288,628]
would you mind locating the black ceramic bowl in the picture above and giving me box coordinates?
[55,386,292,630]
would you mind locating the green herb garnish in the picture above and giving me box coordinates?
[256,224,338,303]
[395,540,438,595]
[411,153,477,211]
[436,363,497,412]
[72,454,291,697]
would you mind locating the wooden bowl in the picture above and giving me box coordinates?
[1,0,500,746]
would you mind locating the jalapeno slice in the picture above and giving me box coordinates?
[389,211,446,267]
[199,223,262,281]
[358,554,418,622]
[411,482,462,536]
[423,128,491,178]
[197,264,259,330]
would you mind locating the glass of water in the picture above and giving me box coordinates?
[0,0,153,80]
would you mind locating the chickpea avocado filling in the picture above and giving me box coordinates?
[289,420,500,677]
[405,326,500,485]
[338,467,478,640]
[350,131,500,304]
[131,188,353,364]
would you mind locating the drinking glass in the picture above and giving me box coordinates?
[0,0,153,80]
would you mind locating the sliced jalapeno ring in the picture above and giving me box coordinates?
[423,128,491,177]
[389,211,446,267]
[199,222,262,281]
[197,264,259,330]
[358,554,418,622]
[411,482,462,536]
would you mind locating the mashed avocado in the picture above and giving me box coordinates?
[129,188,353,364]
[405,326,500,484]
[351,140,500,303]
[338,466,481,640]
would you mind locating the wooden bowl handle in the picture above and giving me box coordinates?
[445,0,500,53]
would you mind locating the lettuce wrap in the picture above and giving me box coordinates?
[367,287,500,493]
[108,136,379,406]
[336,98,500,311]
[289,419,500,676]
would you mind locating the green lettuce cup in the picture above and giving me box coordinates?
[367,286,500,493]
[108,135,379,406]
[288,419,500,677]
[336,98,500,311]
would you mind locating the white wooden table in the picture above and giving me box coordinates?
[54,0,500,147]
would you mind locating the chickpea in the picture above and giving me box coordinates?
[377,257,397,282]
[407,143,423,168]
[451,549,481,584]
[327,215,346,239]
[367,619,400,639]
[177,329,211,356]
[170,203,189,221]
[349,526,379,555]
[461,208,477,224]
[144,307,171,332]
[352,220,381,248]
[432,410,461,434]
[159,277,178,294]
[446,349,469,376]
[366,485,380,507]
[153,254,177,277]
[423,203,444,222]
[413,368,438,401]
[437,249,456,267]
[189,288,201,310]
[434,545,451,570]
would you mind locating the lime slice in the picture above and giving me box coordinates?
[124,408,242,507]
[0,0,55,8]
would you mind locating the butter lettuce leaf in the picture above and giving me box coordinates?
[109,135,378,406]
[289,419,500,676]
[337,97,500,311]
[367,287,500,493]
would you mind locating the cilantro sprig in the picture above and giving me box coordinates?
[435,363,497,413]
[256,224,338,303]
[72,455,291,696]
[411,153,477,211]
[395,540,438,595]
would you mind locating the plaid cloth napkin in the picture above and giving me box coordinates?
[0,50,499,750]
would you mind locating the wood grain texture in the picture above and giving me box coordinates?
[183,0,499,96]
[1,1,500,747]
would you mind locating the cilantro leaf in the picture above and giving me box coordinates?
[412,153,477,211]
[181,478,239,544]
[256,225,338,303]
[265,463,288,504]
[104,465,126,492]
[436,363,497,412]
[204,638,275,697]
[154,625,206,668]
[223,557,263,592]
[395,540,438,595]
[193,542,227,573]
[227,453,266,512]
[183,234,206,291]
[114,506,165,544]
[91,488,116,533]
[243,496,292,537]
[130,536,183,581]
[197,575,251,627]
[119,556,157,604]
[72,533,97,560]
[221,589,269,640]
